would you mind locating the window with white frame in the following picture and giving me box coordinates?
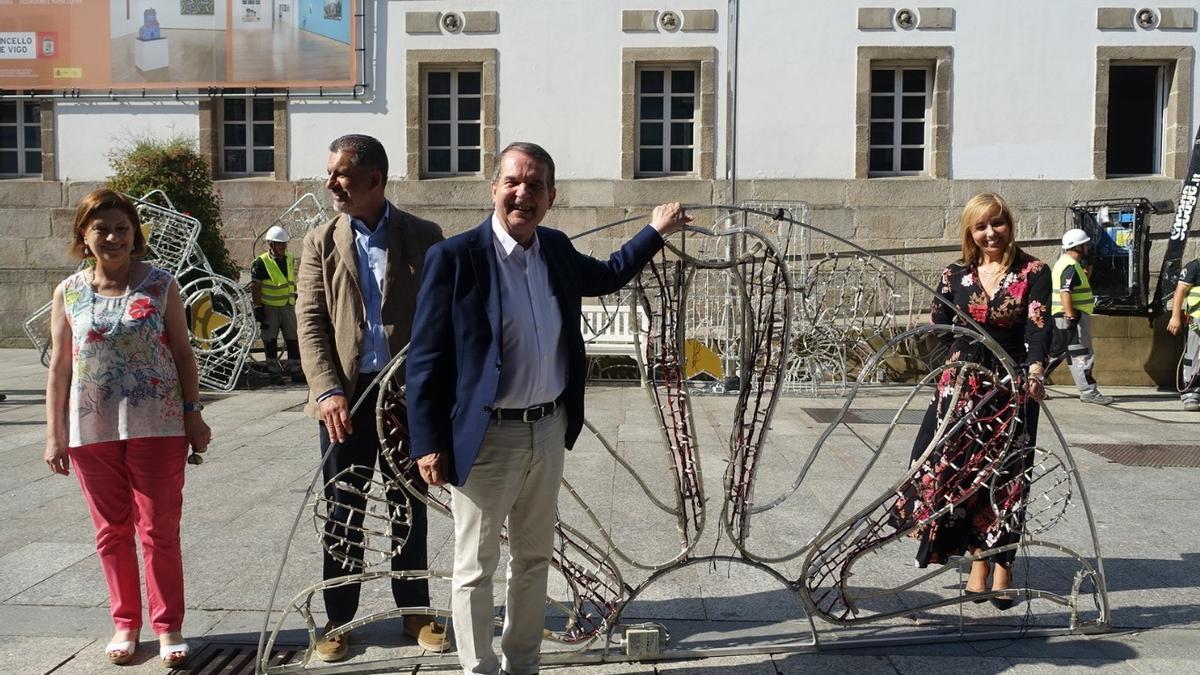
[636,66,697,176]
[1106,64,1166,176]
[220,93,274,176]
[424,69,482,175]
[0,100,42,178]
[868,66,930,175]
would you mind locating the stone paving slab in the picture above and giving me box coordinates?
[1001,658,1139,673]
[0,350,1197,673]
[0,636,93,674]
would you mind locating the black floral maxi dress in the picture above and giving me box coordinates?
[899,249,1051,568]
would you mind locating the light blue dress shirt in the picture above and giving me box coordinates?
[351,206,391,374]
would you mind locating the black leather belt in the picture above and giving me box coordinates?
[491,398,561,423]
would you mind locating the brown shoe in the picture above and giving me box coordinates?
[403,616,450,652]
[315,622,350,662]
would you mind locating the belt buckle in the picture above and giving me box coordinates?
[523,405,538,423]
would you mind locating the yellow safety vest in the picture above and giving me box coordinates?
[258,252,296,307]
[1050,254,1093,315]
[1187,274,1200,318]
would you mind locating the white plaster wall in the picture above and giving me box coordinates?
[54,102,200,181]
[736,0,1200,180]
[951,1,1198,179]
[62,1,1200,182]
[288,0,728,180]
[734,0,858,179]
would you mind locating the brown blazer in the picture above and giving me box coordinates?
[296,202,444,418]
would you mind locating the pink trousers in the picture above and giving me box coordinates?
[69,436,188,635]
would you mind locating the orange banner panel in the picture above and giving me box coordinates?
[0,2,111,90]
[1,1,358,92]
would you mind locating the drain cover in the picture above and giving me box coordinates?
[169,642,301,674]
[1076,443,1200,468]
[803,408,926,425]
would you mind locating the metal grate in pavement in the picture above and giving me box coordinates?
[169,642,301,674]
[1075,443,1200,468]
[803,408,926,425]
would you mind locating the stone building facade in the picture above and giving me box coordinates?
[1,1,1196,384]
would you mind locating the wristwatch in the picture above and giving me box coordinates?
[183,401,205,413]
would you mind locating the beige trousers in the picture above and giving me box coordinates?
[449,407,566,675]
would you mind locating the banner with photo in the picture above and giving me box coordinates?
[0,0,357,92]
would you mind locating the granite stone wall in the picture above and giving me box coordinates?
[2,176,1187,385]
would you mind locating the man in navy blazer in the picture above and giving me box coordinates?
[406,141,690,675]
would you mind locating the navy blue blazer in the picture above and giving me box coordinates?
[406,218,665,486]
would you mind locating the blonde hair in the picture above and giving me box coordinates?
[959,192,1016,268]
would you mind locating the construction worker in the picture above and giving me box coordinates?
[1050,228,1112,405]
[1167,255,1200,410]
[250,225,303,384]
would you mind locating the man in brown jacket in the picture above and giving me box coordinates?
[296,134,446,661]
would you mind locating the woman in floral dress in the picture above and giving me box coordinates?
[44,189,210,666]
[900,192,1049,610]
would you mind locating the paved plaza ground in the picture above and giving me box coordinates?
[1,347,1198,674]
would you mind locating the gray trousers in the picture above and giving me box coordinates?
[1055,313,1099,397]
[261,304,299,372]
[1182,326,1200,403]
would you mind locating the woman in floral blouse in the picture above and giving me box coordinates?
[44,189,210,666]
[898,192,1049,610]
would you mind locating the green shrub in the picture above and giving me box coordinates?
[107,136,237,279]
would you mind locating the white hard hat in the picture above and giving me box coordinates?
[1061,228,1090,250]
[264,225,291,243]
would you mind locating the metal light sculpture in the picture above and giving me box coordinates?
[133,191,255,391]
[24,191,324,392]
[257,205,1109,673]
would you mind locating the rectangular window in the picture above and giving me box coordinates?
[636,66,697,176]
[220,93,275,176]
[1106,64,1166,176]
[868,66,929,176]
[424,69,482,176]
[0,100,42,178]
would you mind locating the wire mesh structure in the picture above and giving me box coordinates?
[135,190,202,276]
[21,301,52,367]
[180,272,256,391]
[258,206,1109,673]
[593,202,940,396]
[253,193,328,252]
[22,191,255,391]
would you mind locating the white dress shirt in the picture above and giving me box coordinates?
[490,214,568,409]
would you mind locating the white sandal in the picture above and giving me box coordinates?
[104,639,137,665]
[159,640,189,668]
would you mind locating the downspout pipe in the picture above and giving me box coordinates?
[722,0,741,389]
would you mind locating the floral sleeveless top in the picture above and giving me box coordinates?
[62,266,184,447]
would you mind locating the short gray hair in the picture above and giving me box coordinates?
[329,134,389,184]
[493,142,556,189]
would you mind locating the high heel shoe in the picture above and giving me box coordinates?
[105,628,139,666]
[990,562,1016,610]
[990,595,1015,611]
[105,639,137,666]
[964,589,988,604]
[159,638,189,668]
